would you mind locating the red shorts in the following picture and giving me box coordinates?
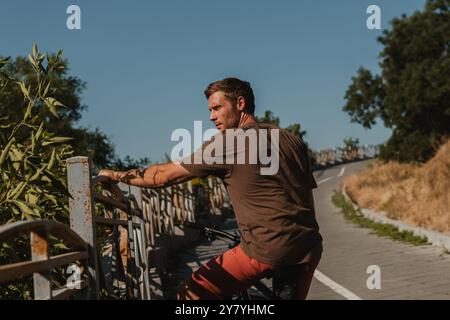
[178,243,321,300]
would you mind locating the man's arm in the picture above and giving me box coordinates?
[98,162,195,188]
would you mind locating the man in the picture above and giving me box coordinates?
[98,77,322,299]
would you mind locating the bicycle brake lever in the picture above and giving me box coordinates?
[203,229,214,242]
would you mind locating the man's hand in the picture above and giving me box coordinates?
[98,169,116,180]
[95,169,119,185]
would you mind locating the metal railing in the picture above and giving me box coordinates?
[312,145,379,168]
[0,156,230,300]
[67,157,230,299]
[0,220,92,300]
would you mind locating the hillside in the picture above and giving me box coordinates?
[344,140,450,233]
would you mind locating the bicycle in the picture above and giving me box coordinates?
[183,221,310,300]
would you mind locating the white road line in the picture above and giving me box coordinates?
[317,166,346,185]
[317,176,334,185]
[313,269,362,300]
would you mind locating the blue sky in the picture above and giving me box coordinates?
[1,0,426,161]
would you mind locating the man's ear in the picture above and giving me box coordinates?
[236,96,246,112]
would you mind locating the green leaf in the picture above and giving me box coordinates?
[47,148,56,170]
[24,101,34,120]
[12,200,36,219]
[44,193,57,205]
[10,146,24,162]
[32,44,38,58]
[16,81,29,99]
[35,123,44,141]
[29,165,46,182]
[11,205,20,216]
[12,161,20,171]
[0,123,13,129]
[7,182,24,200]
[45,97,65,107]
[25,193,38,205]
[42,81,51,97]
[31,131,36,153]
[26,202,43,215]
[27,53,38,71]
[0,56,10,65]
[0,57,10,71]
[0,137,15,165]
[43,97,59,118]
[42,136,73,146]
[11,181,28,200]
[54,242,70,250]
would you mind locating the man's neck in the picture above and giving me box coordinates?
[238,113,257,128]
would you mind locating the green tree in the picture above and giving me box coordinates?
[256,110,307,140]
[0,46,108,299]
[343,0,450,162]
[256,109,316,167]
[0,54,115,169]
[111,155,151,171]
[0,46,73,224]
[343,138,360,151]
[256,110,281,126]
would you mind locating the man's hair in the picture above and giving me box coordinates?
[204,77,255,115]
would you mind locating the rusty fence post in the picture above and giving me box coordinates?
[67,156,99,299]
[31,229,51,299]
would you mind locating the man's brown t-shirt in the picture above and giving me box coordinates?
[180,123,322,267]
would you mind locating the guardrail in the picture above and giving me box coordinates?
[312,145,379,168]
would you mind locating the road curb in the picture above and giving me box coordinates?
[341,185,450,252]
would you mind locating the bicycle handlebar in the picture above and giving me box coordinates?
[184,221,241,244]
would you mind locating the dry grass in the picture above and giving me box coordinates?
[344,139,450,233]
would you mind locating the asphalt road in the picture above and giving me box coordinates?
[309,161,450,300]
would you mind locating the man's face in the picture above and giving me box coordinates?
[207,91,241,131]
